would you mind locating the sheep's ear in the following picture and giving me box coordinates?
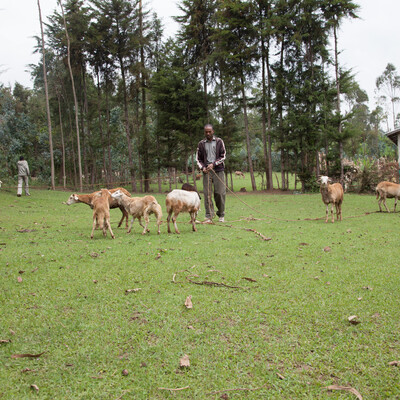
[316,177,321,183]
[328,178,333,183]
[73,194,79,200]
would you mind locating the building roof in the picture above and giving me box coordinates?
[386,128,400,145]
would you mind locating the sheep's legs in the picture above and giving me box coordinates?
[141,215,150,235]
[105,217,115,239]
[190,212,197,232]
[91,216,97,238]
[379,195,390,212]
[117,206,129,228]
[167,211,172,233]
[394,197,398,212]
[325,204,329,223]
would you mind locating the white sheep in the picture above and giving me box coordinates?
[91,189,115,239]
[375,181,400,212]
[317,176,343,223]
[165,189,201,234]
[111,190,162,235]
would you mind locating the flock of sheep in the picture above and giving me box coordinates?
[65,176,400,238]
[65,184,200,239]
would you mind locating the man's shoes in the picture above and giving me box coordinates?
[218,217,225,223]
[17,194,21,197]
[203,219,213,224]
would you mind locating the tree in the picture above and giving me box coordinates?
[214,0,259,191]
[376,63,400,130]
[322,0,359,184]
[37,0,56,190]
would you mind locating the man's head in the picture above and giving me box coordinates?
[204,124,214,141]
[19,156,24,161]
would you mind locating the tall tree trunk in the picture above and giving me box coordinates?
[334,24,344,185]
[56,93,66,189]
[240,73,257,191]
[38,0,55,190]
[119,56,136,192]
[105,81,113,186]
[59,0,83,192]
[139,0,149,192]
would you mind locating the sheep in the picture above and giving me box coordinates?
[317,176,343,223]
[375,181,400,212]
[111,189,162,235]
[66,187,131,228]
[91,189,115,239]
[235,171,245,179]
[165,189,201,234]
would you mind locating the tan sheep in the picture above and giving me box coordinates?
[66,187,131,228]
[317,176,343,223]
[376,181,400,212]
[111,190,162,235]
[90,189,115,239]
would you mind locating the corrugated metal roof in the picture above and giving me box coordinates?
[386,128,400,145]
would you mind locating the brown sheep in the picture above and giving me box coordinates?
[66,187,131,228]
[376,181,400,212]
[317,176,343,223]
[90,189,115,239]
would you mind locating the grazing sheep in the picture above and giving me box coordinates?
[91,189,115,239]
[317,176,343,223]
[235,171,245,179]
[66,187,131,228]
[111,190,162,235]
[166,189,201,234]
[375,181,400,212]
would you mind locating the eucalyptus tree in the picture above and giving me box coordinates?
[322,0,359,183]
[37,0,55,190]
[286,0,330,191]
[254,0,274,189]
[91,0,140,192]
[175,0,217,121]
[375,63,400,130]
[271,0,296,189]
[214,0,259,191]
[151,40,206,184]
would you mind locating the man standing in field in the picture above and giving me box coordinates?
[17,156,30,197]
[196,124,226,223]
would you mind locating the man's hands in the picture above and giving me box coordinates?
[203,164,214,173]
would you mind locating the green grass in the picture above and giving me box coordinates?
[1,188,400,399]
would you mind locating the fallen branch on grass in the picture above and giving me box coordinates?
[186,277,242,289]
[324,385,363,400]
[158,386,189,392]
[11,352,45,359]
[245,228,272,241]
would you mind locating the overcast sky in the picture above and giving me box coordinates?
[1,0,399,111]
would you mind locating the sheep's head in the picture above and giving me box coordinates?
[318,176,331,187]
[66,194,79,205]
[111,189,122,198]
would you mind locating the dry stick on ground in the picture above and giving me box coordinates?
[158,386,190,392]
[186,276,243,289]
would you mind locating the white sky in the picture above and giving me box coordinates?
[1,0,399,111]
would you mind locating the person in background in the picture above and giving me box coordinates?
[196,124,226,223]
[17,156,30,197]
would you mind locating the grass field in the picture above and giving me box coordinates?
[1,186,400,399]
